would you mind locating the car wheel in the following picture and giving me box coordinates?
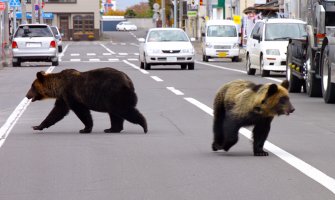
[12,61,20,67]
[140,62,144,69]
[144,55,151,70]
[305,46,322,97]
[321,44,335,103]
[260,55,270,77]
[246,54,256,75]
[52,60,59,66]
[181,64,187,70]
[58,46,63,53]
[232,56,239,62]
[202,54,209,62]
[188,63,195,70]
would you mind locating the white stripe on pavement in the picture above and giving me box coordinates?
[151,76,163,82]
[166,87,184,96]
[123,60,149,74]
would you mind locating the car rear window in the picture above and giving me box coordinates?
[51,27,59,35]
[14,25,53,38]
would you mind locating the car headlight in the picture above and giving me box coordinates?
[206,42,213,48]
[146,48,161,54]
[266,49,280,55]
[233,43,239,49]
[181,48,194,54]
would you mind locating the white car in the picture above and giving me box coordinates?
[116,21,137,31]
[245,18,306,77]
[138,28,195,70]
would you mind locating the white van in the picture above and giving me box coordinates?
[202,20,240,62]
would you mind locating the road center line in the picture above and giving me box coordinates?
[184,97,335,195]
[166,87,184,95]
[151,76,163,82]
[0,66,55,149]
[123,60,149,74]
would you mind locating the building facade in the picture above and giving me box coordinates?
[22,0,100,41]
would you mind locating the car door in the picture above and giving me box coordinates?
[254,22,264,68]
[247,22,261,67]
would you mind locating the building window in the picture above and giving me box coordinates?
[73,14,94,33]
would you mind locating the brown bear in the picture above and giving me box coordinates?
[26,67,148,134]
[212,79,294,156]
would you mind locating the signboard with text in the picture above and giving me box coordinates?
[0,2,6,11]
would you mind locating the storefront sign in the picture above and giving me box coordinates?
[16,12,54,19]
[0,2,6,11]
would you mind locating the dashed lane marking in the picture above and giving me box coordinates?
[87,53,96,56]
[151,76,163,82]
[166,87,184,96]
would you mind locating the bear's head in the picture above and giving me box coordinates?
[26,71,56,102]
[253,80,295,117]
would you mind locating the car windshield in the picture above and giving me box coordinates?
[265,23,307,41]
[147,30,189,42]
[15,25,53,38]
[207,25,237,37]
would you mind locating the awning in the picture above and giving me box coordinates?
[16,12,54,20]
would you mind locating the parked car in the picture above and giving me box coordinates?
[245,18,306,77]
[116,21,137,31]
[138,28,195,70]
[202,19,240,62]
[50,25,63,53]
[11,24,59,67]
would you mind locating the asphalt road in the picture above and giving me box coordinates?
[0,30,334,200]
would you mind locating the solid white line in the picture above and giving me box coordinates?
[196,60,282,83]
[100,43,116,54]
[151,76,163,82]
[184,97,335,195]
[166,87,184,96]
[0,66,55,148]
[58,44,69,62]
[123,60,149,74]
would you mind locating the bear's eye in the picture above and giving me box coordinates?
[279,96,288,104]
[261,99,266,104]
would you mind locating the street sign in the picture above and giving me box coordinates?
[9,0,20,7]
[0,2,5,11]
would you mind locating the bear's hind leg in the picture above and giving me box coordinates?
[69,102,93,133]
[212,105,226,151]
[104,113,124,133]
[252,118,272,156]
[222,119,239,152]
[121,108,148,133]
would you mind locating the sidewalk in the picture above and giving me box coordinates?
[1,43,11,68]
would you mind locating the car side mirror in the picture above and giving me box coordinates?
[138,38,145,43]
[253,34,261,41]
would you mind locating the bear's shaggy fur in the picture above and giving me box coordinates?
[212,79,294,156]
[26,67,147,134]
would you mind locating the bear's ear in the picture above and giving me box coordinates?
[36,71,46,82]
[281,80,289,89]
[267,84,278,97]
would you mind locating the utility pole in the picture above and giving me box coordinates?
[161,0,166,27]
[179,0,183,29]
[174,0,177,27]
[38,0,43,24]
[22,0,27,24]
[32,0,36,23]
[3,1,10,67]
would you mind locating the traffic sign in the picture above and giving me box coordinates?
[9,0,20,7]
[0,2,5,11]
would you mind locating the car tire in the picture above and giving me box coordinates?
[58,46,63,53]
[260,55,270,77]
[188,63,195,70]
[321,44,335,103]
[232,56,239,62]
[202,54,209,62]
[52,60,59,66]
[140,62,144,69]
[181,64,187,70]
[12,61,20,67]
[246,54,256,75]
[306,46,322,97]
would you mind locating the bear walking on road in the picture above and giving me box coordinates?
[212,79,294,156]
[26,67,148,134]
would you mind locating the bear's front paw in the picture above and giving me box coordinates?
[79,128,92,134]
[104,128,122,133]
[32,125,44,131]
[254,150,269,156]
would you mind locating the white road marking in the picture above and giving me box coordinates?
[121,43,126,45]
[128,58,138,61]
[103,53,112,56]
[108,58,120,62]
[166,87,184,96]
[70,59,81,62]
[71,53,80,56]
[100,43,116,54]
[184,97,335,195]
[87,53,96,56]
[196,60,282,83]
[134,53,139,56]
[123,60,149,74]
[89,58,100,62]
[119,53,128,56]
[151,76,163,82]
[0,66,55,148]
[58,44,69,62]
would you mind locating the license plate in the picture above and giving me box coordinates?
[26,43,41,47]
[167,57,177,62]
[218,52,227,57]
